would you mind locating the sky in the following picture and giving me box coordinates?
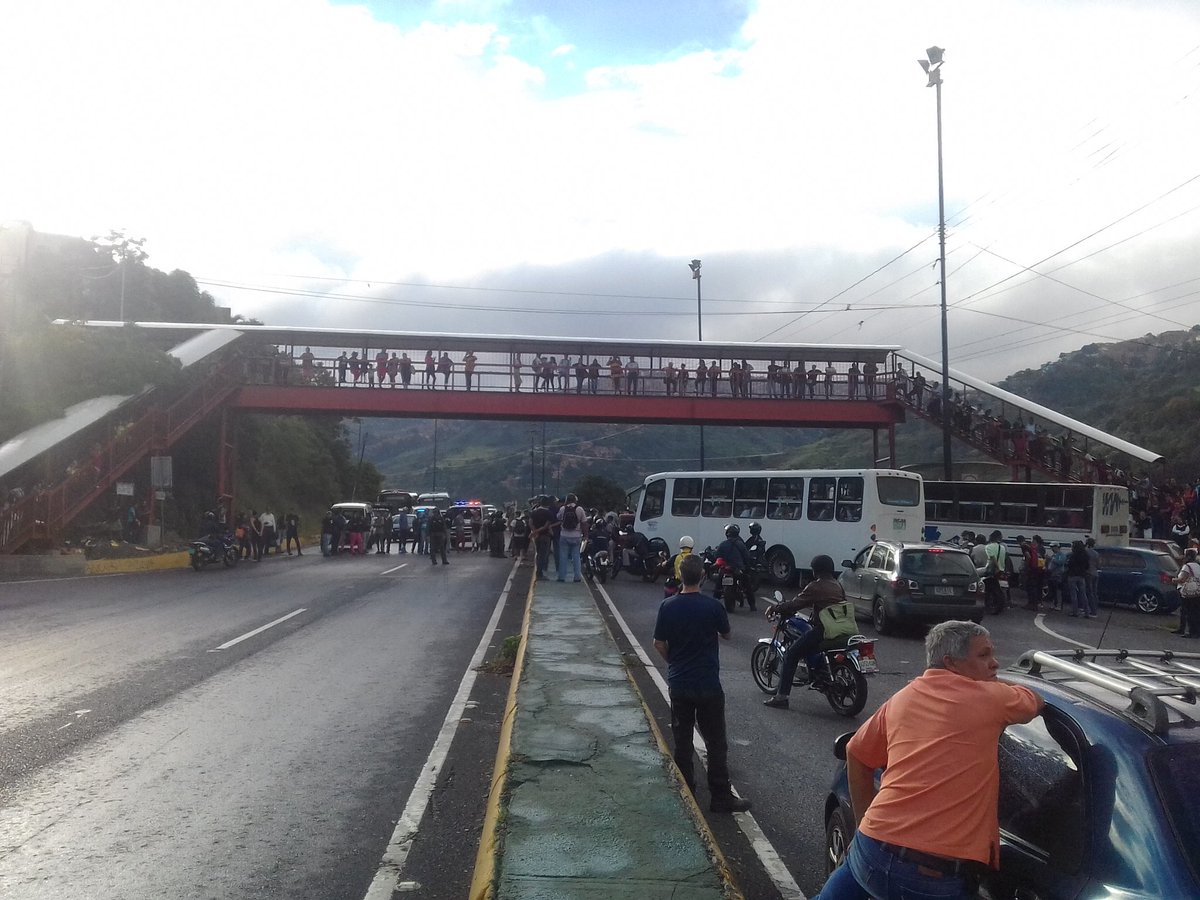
[3,0,1200,381]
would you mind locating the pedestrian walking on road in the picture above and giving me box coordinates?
[816,621,1043,900]
[428,509,450,565]
[653,553,752,815]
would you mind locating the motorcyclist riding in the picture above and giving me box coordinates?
[714,523,755,610]
[762,554,847,709]
[201,510,225,559]
[673,535,695,581]
[744,521,766,567]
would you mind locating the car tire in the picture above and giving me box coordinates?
[1134,589,1163,614]
[825,804,854,876]
[872,597,894,635]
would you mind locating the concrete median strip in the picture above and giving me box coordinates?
[470,576,739,900]
[84,551,191,576]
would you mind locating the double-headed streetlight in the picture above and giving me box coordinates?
[919,45,952,481]
[689,259,705,468]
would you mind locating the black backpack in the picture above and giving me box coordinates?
[562,505,579,530]
[512,518,529,537]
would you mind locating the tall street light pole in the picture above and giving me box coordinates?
[919,46,953,481]
[689,259,705,469]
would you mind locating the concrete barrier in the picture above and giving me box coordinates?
[85,551,191,576]
[0,554,87,578]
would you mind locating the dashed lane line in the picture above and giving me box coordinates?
[209,608,307,652]
[380,563,408,575]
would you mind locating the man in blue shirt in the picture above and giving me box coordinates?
[653,554,752,815]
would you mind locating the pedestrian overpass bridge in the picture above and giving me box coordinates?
[0,320,1162,553]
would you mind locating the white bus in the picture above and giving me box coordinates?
[632,469,925,583]
[923,481,1130,550]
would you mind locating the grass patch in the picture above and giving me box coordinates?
[478,634,521,675]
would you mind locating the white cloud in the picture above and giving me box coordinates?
[2,0,1199,380]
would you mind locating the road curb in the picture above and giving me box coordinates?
[612,616,745,899]
[84,551,191,576]
[468,567,537,900]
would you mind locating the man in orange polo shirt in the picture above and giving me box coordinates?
[816,621,1043,900]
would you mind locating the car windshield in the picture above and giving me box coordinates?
[1147,744,1200,879]
[899,550,976,578]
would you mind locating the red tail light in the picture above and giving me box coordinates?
[1161,572,1175,586]
[858,641,876,659]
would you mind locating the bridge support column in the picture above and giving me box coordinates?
[217,409,236,518]
[888,424,896,468]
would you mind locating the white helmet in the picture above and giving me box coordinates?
[679,535,695,549]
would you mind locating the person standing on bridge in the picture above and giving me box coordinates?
[626,356,640,395]
[574,356,587,393]
[438,351,453,388]
[463,350,478,390]
[557,355,570,392]
[806,363,820,398]
[824,361,837,398]
[511,353,524,392]
[387,352,399,387]
[676,361,689,395]
[336,351,348,385]
[847,362,860,400]
[863,359,878,398]
[587,357,600,394]
[423,350,436,389]
[708,360,721,397]
[607,355,623,394]
[399,352,413,388]
[300,347,315,383]
[653,553,752,815]
[375,349,388,388]
[816,621,1043,900]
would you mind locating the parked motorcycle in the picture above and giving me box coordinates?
[582,538,614,583]
[613,530,670,582]
[750,592,876,717]
[189,534,239,571]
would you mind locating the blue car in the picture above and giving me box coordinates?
[823,649,1200,898]
[1095,546,1181,614]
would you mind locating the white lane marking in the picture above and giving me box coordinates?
[209,608,307,652]
[2,573,126,585]
[1034,612,1097,649]
[381,563,408,575]
[596,583,807,900]
[363,559,520,900]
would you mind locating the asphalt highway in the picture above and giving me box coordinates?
[0,553,1185,900]
[0,549,528,900]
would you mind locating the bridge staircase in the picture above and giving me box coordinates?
[0,360,243,554]
[891,349,1160,483]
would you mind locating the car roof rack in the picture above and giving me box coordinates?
[1014,649,1200,735]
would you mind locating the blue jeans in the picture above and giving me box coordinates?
[558,535,582,581]
[775,617,825,697]
[817,833,976,899]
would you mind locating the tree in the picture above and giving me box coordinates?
[571,474,628,515]
[92,230,148,320]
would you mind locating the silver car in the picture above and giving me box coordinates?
[840,540,983,634]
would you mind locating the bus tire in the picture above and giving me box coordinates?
[766,547,796,585]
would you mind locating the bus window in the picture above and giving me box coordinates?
[876,476,922,507]
[999,502,1037,527]
[671,478,702,517]
[836,477,864,522]
[960,501,991,524]
[767,477,804,520]
[702,478,734,518]
[808,478,836,521]
[641,479,666,520]
[734,478,767,518]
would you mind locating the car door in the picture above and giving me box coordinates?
[842,545,874,602]
[982,708,1091,900]
[1097,549,1139,606]
[862,544,891,605]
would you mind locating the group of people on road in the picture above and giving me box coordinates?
[229,509,302,561]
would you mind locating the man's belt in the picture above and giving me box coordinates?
[880,842,983,877]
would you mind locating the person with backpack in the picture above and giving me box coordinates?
[510,512,530,560]
[428,509,449,565]
[556,493,588,583]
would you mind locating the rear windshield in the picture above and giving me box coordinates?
[1147,744,1200,880]
[877,476,922,507]
[899,550,976,578]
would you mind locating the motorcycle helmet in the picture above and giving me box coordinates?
[724,523,741,539]
[679,535,694,549]
[810,554,836,578]
[748,521,762,536]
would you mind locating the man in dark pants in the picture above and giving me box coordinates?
[529,497,554,578]
[428,509,450,565]
[653,554,752,815]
